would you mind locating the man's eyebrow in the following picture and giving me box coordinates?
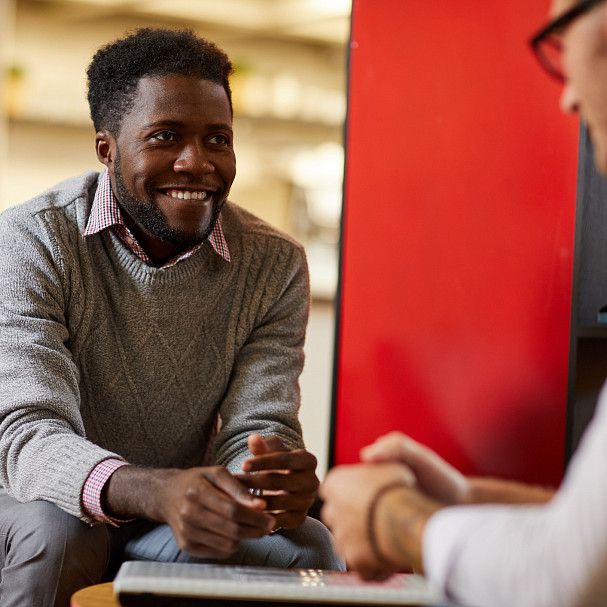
[142,120,233,133]
[207,123,234,133]
[143,120,186,129]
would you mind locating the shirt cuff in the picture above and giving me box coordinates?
[422,506,480,598]
[82,458,132,526]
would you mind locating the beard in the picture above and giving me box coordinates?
[113,152,223,249]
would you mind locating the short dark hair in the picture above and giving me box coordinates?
[86,28,233,134]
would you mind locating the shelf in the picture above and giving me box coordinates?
[576,326,607,338]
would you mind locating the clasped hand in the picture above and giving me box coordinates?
[319,431,468,579]
[156,433,318,559]
[237,433,319,530]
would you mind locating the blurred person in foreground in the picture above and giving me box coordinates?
[0,27,342,607]
[320,1,607,606]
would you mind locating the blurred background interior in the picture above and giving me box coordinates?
[0,0,351,477]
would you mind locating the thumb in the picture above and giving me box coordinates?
[361,432,417,463]
[247,433,271,457]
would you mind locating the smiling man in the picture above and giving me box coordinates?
[320,2,607,606]
[99,75,236,265]
[0,28,342,607]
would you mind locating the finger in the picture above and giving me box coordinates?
[246,434,288,456]
[258,492,315,513]
[243,436,291,473]
[261,436,287,452]
[247,433,271,457]
[175,529,240,559]
[243,449,317,473]
[184,482,274,532]
[175,515,277,559]
[361,432,416,463]
[203,466,267,510]
[269,509,308,530]
[179,507,271,545]
[236,470,319,494]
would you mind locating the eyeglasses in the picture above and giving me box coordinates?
[530,0,606,82]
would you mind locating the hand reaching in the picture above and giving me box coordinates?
[361,431,470,505]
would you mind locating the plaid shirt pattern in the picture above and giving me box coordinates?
[82,459,132,525]
[83,169,231,266]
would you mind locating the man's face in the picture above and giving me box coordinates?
[101,75,236,252]
[553,0,607,172]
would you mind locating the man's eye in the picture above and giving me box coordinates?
[153,131,177,142]
[209,135,230,145]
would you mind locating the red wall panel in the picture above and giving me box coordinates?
[334,0,579,485]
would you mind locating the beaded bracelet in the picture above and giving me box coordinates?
[366,481,408,568]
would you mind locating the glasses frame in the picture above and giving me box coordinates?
[530,0,606,81]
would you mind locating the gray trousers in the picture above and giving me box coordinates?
[0,491,344,607]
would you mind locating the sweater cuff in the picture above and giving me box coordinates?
[82,458,133,526]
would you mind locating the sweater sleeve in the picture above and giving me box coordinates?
[212,240,310,474]
[422,382,607,607]
[0,207,121,523]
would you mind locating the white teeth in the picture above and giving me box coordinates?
[167,190,206,200]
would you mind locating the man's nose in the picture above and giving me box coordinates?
[560,82,580,115]
[173,143,214,174]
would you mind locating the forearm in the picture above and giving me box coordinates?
[464,477,555,505]
[103,465,178,522]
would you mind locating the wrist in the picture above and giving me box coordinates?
[367,482,410,570]
[104,466,178,522]
[371,484,440,573]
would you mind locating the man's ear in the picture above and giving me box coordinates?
[95,130,116,168]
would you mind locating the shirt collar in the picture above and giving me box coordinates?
[84,170,231,266]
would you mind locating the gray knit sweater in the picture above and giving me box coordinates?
[0,171,309,523]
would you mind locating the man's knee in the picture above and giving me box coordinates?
[0,499,109,606]
[277,517,345,570]
[5,500,107,566]
[231,517,345,570]
[141,517,345,571]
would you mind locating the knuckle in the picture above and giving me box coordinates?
[221,499,239,519]
[185,486,199,502]
[206,465,226,479]
[174,517,191,540]
[222,519,240,539]
[178,501,196,521]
